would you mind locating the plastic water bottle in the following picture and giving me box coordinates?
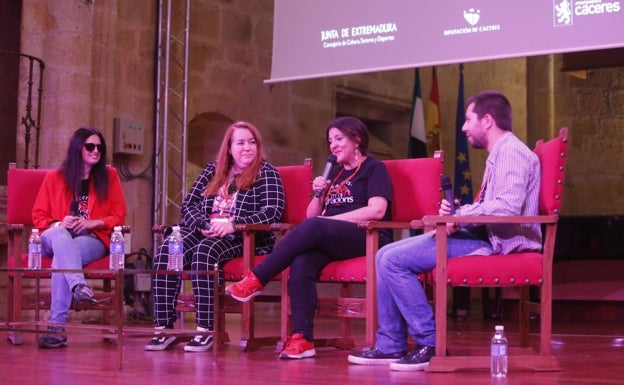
[167,225,184,271]
[109,226,125,270]
[491,325,508,378]
[28,228,42,269]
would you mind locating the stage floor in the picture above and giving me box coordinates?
[2,314,623,385]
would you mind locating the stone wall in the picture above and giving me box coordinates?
[16,0,156,254]
[9,0,624,253]
[3,0,623,322]
[553,63,624,215]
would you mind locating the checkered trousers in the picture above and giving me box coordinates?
[151,225,243,329]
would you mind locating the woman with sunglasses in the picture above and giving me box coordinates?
[32,127,127,349]
[145,121,285,353]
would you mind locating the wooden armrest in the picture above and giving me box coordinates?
[421,214,559,226]
[7,223,25,233]
[358,220,422,230]
[152,223,273,234]
[8,223,129,233]
[269,223,297,232]
[235,223,272,232]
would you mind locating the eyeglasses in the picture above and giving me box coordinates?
[84,143,105,152]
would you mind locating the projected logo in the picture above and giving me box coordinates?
[554,0,621,27]
[554,0,573,26]
[443,8,500,36]
[463,8,481,26]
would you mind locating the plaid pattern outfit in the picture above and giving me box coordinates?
[152,160,285,329]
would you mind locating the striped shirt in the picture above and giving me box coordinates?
[457,132,542,254]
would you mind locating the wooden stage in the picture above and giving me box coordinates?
[2,313,623,385]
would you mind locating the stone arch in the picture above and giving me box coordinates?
[187,111,235,168]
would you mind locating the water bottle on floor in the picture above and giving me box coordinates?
[28,228,41,269]
[491,325,508,378]
[168,225,184,271]
[110,226,125,270]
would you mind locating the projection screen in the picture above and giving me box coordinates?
[267,0,624,83]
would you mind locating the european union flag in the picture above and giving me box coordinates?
[451,64,474,320]
[454,64,473,204]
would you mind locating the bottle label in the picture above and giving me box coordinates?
[170,242,183,255]
[111,242,124,254]
[28,243,41,254]
[491,344,507,355]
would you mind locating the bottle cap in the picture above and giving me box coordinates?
[495,325,504,331]
[114,226,122,231]
[32,228,39,233]
[172,225,181,231]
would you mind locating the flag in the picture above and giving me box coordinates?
[454,63,473,204]
[451,64,474,318]
[405,69,428,238]
[425,67,441,157]
[408,68,427,158]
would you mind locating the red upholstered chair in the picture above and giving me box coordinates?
[5,162,126,344]
[420,128,568,372]
[280,152,444,350]
[160,159,313,351]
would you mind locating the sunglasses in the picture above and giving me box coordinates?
[84,143,105,152]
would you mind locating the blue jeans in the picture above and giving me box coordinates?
[374,228,491,352]
[40,227,107,323]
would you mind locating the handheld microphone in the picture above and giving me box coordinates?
[441,176,456,214]
[315,154,338,198]
[70,200,79,216]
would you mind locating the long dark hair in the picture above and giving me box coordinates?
[60,127,109,202]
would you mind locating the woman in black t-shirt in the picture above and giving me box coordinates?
[227,116,393,359]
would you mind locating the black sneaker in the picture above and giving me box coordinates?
[348,347,407,365]
[184,327,214,352]
[145,325,177,351]
[389,345,435,371]
[38,326,68,349]
[72,284,97,309]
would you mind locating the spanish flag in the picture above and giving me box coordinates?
[426,67,441,157]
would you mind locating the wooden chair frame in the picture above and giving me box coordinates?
[280,152,445,350]
[155,159,314,351]
[418,128,568,372]
[5,162,127,344]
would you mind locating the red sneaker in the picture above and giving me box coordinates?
[279,333,316,359]
[225,270,264,302]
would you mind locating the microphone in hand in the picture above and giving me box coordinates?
[441,176,456,215]
[315,154,337,198]
[70,200,79,217]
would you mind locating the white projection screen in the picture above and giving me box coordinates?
[267,0,624,83]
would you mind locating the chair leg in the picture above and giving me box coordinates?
[338,283,352,339]
[102,278,112,324]
[6,273,23,345]
[278,268,290,352]
[519,286,530,347]
[216,286,230,345]
[540,282,554,356]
